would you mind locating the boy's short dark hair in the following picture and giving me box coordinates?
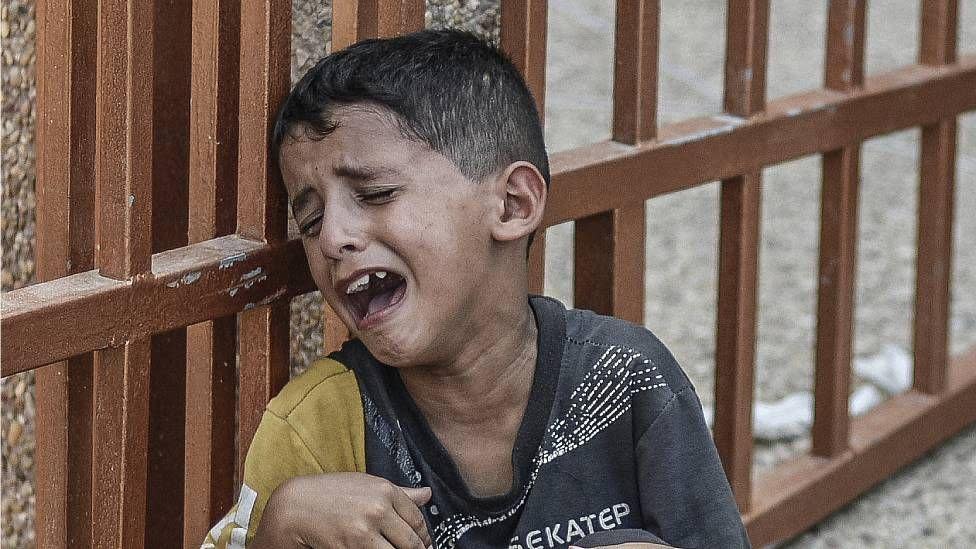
[272,29,550,189]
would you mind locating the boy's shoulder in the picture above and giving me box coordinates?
[266,356,361,422]
[557,301,694,396]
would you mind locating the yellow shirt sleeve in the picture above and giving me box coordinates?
[201,358,367,548]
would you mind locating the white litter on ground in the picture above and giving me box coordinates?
[702,345,911,441]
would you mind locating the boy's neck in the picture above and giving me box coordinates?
[397,297,539,427]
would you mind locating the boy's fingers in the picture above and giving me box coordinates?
[391,487,432,546]
[401,485,432,506]
[369,533,399,549]
[380,510,428,549]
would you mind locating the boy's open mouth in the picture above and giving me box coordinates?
[339,269,407,330]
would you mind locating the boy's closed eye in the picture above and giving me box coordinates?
[355,186,400,204]
[298,212,323,237]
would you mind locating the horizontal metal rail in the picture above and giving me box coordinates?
[5,57,973,377]
[746,348,976,545]
[1,236,314,375]
[546,55,976,226]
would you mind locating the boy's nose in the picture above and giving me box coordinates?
[317,210,366,260]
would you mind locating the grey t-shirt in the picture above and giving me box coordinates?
[332,296,750,549]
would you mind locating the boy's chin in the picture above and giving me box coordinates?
[358,331,422,368]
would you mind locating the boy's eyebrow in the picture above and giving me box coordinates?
[333,163,398,182]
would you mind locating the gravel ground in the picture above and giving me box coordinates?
[2,0,975,547]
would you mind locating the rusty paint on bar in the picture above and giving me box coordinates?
[34,0,97,546]
[913,0,958,396]
[189,0,240,241]
[237,303,291,483]
[919,0,957,66]
[236,0,290,243]
[95,0,155,279]
[914,119,956,395]
[185,0,242,542]
[1,236,315,375]
[544,57,976,227]
[713,0,769,511]
[185,317,237,542]
[333,0,424,50]
[235,0,293,499]
[723,0,769,116]
[825,0,866,91]
[813,147,860,457]
[527,232,546,295]
[713,173,761,512]
[612,0,659,144]
[573,206,645,324]
[91,339,152,548]
[501,0,548,116]
[146,0,193,543]
[811,0,866,458]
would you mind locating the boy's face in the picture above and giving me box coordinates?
[278,106,506,367]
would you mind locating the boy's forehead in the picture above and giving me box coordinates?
[279,108,459,192]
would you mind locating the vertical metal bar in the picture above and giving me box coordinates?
[913,0,957,395]
[236,304,292,482]
[572,0,659,322]
[813,0,866,458]
[92,341,153,548]
[714,0,769,512]
[185,0,241,543]
[236,0,292,481]
[612,0,659,145]
[146,1,192,545]
[91,0,156,545]
[35,0,97,546]
[95,0,155,279]
[574,206,645,323]
[332,0,424,49]
[502,0,548,294]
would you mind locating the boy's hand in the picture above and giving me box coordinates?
[253,472,433,549]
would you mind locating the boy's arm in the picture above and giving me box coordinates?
[635,386,751,549]
[201,410,326,548]
[201,357,367,548]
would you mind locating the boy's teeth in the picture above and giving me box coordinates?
[346,273,370,294]
[375,271,387,279]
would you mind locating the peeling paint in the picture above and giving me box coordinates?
[258,287,288,305]
[181,271,202,285]
[244,303,256,310]
[243,274,268,289]
[219,252,247,270]
[240,267,263,281]
[166,280,180,288]
[229,287,239,297]
[740,67,752,83]
[127,194,135,207]
[786,108,802,117]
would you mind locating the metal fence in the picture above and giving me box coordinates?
[2,0,975,547]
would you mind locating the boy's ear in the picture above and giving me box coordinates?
[490,161,547,243]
